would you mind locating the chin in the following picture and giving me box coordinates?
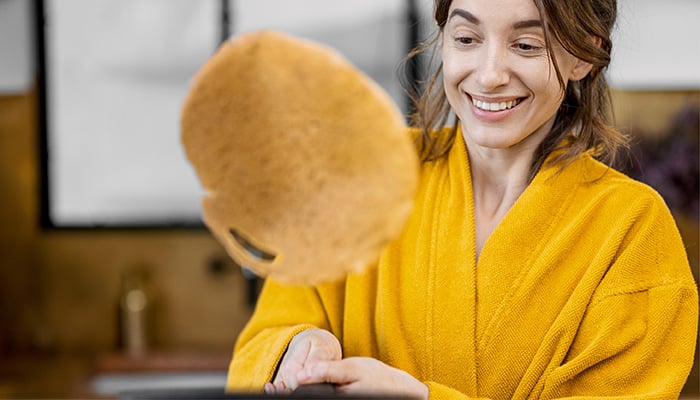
[463,129,520,150]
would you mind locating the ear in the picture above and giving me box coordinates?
[569,36,601,81]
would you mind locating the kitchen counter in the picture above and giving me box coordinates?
[0,353,95,398]
[0,351,230,399]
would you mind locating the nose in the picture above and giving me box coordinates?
[476,44,510,90]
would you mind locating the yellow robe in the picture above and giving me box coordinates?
[227,131,698,399]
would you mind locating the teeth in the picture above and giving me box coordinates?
[473,98,520,112]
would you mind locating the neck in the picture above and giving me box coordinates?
[469,147,530,219]
[464,137,536,259]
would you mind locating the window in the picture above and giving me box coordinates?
[38,0,418,228]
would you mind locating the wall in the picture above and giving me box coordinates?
[0,90,254,355]
[34,231,253,352]
[611,90,700,135]
[0,91,39,352]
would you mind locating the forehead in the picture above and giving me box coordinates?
[446,0,541,27]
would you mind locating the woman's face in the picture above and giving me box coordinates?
[441,0,592,153]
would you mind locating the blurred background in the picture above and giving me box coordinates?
[0,0,697,398]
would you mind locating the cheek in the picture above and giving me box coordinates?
[539,76,567,106]
[538,54,574,100]
[441,68,463,113]
[523,59,566,103]
[441,56,466,98]
[440,41,461,82]
[441,44,478,92]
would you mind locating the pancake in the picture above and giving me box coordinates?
[181,30,418,285]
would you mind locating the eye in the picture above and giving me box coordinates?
[513,40,545,54]
[512,37,545,54]
[456,36,476,45]
[517,43,537,51]
[229,228,277,262]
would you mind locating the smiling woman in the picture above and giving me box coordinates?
[226,0,698,399]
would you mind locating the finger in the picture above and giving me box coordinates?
[275,368,299,393]
[299,360,359,385]
[296,366,326,385]
[274,367,298,391]
[275,380,291,394]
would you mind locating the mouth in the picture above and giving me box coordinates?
[470,96,524,112]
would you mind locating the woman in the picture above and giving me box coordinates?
[227,0,698,398]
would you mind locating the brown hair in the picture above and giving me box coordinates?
[403,0,628,179]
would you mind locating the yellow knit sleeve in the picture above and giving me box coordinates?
[225,278,345,391]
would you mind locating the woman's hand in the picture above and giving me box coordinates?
[297,356,429,400]
[265,328,342,394]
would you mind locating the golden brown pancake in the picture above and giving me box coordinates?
[181,30,418,285]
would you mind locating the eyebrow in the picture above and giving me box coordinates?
[513,19,543,30]
[448,9,479,25]
[448,8,543,30]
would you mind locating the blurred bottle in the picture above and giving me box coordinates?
[118,266,152,357]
